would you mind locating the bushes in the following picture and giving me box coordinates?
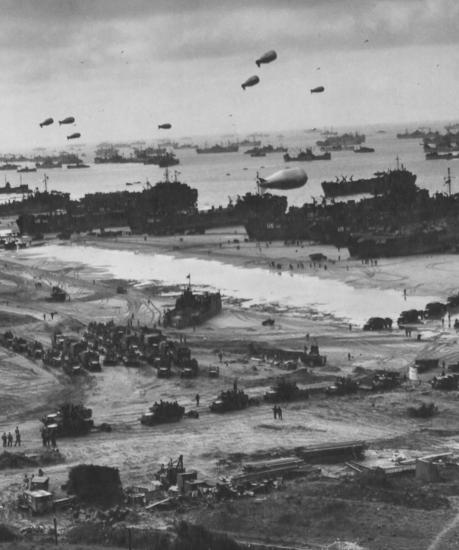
[174,521,242,550]
[66,521,242,550]
[67,464,123,505]
[0,524,18,542]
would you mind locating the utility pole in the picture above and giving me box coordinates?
[43,173,49,193]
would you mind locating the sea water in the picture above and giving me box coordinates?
[2,122,455,210]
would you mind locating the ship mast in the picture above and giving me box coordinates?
[444,166,454,196]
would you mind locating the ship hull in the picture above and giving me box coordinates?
[321,169,416,198]
[347,231,459,259]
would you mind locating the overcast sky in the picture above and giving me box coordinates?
[2,0,459,149]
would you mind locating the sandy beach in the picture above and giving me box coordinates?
[0,231,459,548]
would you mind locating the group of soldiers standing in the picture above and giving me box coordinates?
[1,426,21,447]
[40,426,57,448]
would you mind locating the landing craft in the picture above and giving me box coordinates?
[257,167,308,191]
[39,118,53,128]
[255,50,277,67]
[242,75,260,90]
[311,86,325,93]
[59,117,75,125]
[158,123,172,129]
[67,133,81,140]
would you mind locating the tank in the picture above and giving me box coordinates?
[210,388,249,413]
[370,371,401,391]
[140,401,185,425]
[264,379,309,402]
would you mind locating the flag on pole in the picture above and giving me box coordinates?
[186,274,190,279]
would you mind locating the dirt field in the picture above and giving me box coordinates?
[1,231,459,548]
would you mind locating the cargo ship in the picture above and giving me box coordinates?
[321,166,416,198]
[284,148,331,162]
[196,143,239,154]
[157,152,180,167]
[245,145,287,155]
[396,129,430,139]
[238,139,261,147]
[354,146,375,153]
[67,163,90,169]
[0,182,31,194]
[94,146,139,164]
[0,163,19,171]
[316,132,365,151]
[35,160,62,169]
[426,151,459,160]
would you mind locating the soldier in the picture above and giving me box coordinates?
[50,430,57,448]
[1,432,6,447]
[278,406,283,420]
[195,393,200,407]
[14,426,20,447]
[272,405,277,419]
[7,432,13,447]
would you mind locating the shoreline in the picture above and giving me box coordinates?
[11,236,442,327]
[70,231,458,300]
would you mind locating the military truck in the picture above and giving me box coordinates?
[363,317,392,330]
[49,286,67,302]
[325,376,359,396]
[447,293,459,309]
[103,349,119,366]
[431,375,458,390]
[41,403,94,437]
[303,343,327,367]
[180,358,198,378]
[424,302,447,319]
[80,350,102,372]
[397,309,423,327]
[140,400,185,425]
[27,340,44,359]
[12,337,28,353]
[208,365,220,377]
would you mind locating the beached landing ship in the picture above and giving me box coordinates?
[321,167,417,198]
[347,226,459,259]
[163,286,222,329]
